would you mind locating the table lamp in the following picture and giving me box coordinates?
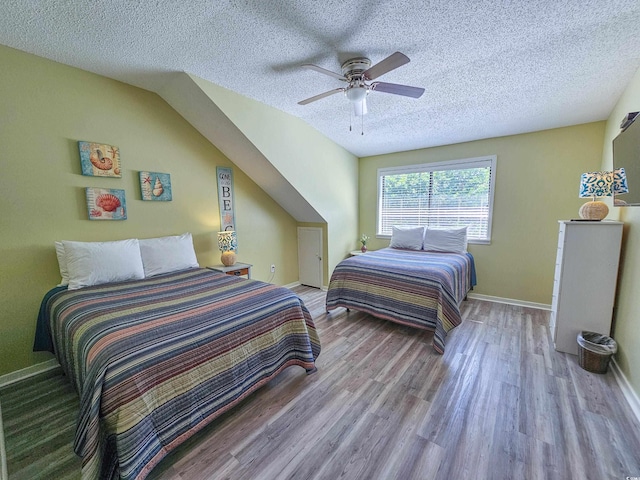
[217,231,237,266]
[578,171,613,220]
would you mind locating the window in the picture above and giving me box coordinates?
[377,155,496,243]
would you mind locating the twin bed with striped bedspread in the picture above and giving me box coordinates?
[325,247,475,354]
[35,268,321,480]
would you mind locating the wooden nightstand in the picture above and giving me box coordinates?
[208,262,253,279]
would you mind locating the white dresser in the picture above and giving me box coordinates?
[550,220,623,355]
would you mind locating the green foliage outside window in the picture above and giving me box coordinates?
[378,157,495,241]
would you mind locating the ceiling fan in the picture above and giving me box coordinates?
[298,52,425,117]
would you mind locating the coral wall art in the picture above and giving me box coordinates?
[86,187,127,220]
[78,141,121,177]
[140,171,172,201]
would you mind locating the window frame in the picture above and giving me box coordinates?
[376,155,497,244]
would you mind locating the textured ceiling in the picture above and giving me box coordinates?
[1,0,640,157]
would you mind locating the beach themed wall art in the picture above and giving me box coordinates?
[216,167,236,232]
[86,187,127,220]
[140,171,172,201]
[78,141,121,177]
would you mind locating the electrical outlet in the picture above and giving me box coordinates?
[270,264,276,273]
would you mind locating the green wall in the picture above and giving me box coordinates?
[0,45,299,375]
[359,122,606,305]
[600,66,640,398]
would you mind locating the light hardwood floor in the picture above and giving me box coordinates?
[2,286,640,479]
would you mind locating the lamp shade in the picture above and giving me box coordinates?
[217,231,237,251]
[578,171,613,199]
[217,231,237,266]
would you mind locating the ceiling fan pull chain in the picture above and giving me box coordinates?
[361,113,364,135]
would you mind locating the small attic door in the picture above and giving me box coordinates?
[297,227,322,288]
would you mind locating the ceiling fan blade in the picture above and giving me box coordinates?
[301,64,347,81]
[372,82,425,98]
[298,88,344,105]
[363,52,410,80]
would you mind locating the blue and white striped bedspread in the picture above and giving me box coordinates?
[325,248,475,353]
[37,268,320,480]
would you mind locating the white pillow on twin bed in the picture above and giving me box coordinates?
[423,227,468,254]
[55,241,70,286]
[138,232,200,277]
[62,239,146,290]
[389,225,425,250]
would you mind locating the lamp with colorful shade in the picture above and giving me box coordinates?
[613,167,629,206]
[217,231,237,266]
[578,171,613,220]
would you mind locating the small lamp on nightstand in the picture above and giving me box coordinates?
[578,171,613,220]
[217,231,237,266]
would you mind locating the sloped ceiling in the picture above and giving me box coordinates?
[1,0,639,158]
[159,72,325,223]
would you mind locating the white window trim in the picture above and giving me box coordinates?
[376,155,497,244]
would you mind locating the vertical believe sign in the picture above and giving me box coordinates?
[216,167,236,233]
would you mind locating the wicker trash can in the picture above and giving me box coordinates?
[577,331,617,374]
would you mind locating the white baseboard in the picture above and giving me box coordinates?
[0,359,60,389]
[467,293,551,311]
[610,357,640,425]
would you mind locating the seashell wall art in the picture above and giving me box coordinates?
[139,171,172,201]
[78,141,121,178]
[86,187,127,220]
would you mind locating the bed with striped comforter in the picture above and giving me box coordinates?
[34,268,321,480]
[325,248,475,354]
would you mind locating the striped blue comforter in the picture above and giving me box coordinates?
[326,248,475,353]
[36,268,321,480]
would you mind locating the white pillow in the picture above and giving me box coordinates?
[423,227,468,253]
[62,239,145,290]
[389,226,425,250]
[55,241,69,286]
[138,233,199,277]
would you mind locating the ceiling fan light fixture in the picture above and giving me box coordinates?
[352,98,367,116]
[345,86,367,103]
[298,52,422,124]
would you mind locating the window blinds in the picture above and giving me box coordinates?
[378,157,495,241]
